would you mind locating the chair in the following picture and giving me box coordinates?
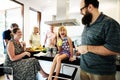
[46,64,78,80]
[0,64,4,76]
[0,64,13,80]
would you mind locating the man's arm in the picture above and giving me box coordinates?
[3,39,9,46]
[88,45,118,56]
[3,31,9,46]
[77,45,119,56]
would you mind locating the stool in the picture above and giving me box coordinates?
[47,64,78,80]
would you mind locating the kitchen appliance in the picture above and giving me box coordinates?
[45,0,80,26]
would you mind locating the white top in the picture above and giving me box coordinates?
[30,33,40,47]
[45,32,56,48]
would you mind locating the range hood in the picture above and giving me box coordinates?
[45,0,80,26]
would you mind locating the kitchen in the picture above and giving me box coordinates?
[0,0,120,80]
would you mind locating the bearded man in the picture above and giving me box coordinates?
[77,0,120,80]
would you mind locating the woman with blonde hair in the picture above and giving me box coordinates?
[48,26,74,80]
[29,26,41,47]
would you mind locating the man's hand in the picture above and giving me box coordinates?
[76,51,81,56]
[76,45,88,54]
[69,57,75,61]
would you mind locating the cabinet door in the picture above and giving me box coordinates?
[116,71,120,80]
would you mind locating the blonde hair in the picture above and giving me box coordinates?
[33,26,39,30]
[58,26,67,39]
[33,26,40,34]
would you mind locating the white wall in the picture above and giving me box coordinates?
[16,0,120,46]
[40,8,56,45]
[99,0,120,23]
[16,0,43,46]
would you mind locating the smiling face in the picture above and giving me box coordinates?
[34,27,39,33]
[13,28,22,40]
[58,26,67,38]
[16,30,22,39]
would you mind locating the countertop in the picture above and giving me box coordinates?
[33,55,120,71]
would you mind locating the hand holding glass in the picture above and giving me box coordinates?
[57,39,62,46]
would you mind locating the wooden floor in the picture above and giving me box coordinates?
[0,75,5,80]
[0,74,13,80]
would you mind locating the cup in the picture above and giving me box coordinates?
[46,47,51,57]
[57,39,62,46]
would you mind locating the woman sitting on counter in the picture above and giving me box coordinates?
[4,27,48,80]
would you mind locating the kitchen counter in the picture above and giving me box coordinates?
[0,53,120,76]
[33,55,120,71]
[35,56,80,66]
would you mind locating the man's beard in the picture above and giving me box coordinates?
[82,11,92,26]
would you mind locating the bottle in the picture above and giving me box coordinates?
[52,48,57,57]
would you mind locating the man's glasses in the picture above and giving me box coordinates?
[80,6,87,12]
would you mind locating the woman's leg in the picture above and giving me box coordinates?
[39,67,49,78]
[26,58,48,78]
[55,54,68,76]
[48,54,60,80]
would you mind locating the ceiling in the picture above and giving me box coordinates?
[0,0,118,16]
[37,0,80,13]
[38,0,118,15]
[0,0,80,16]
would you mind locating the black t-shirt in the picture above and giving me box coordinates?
[3,29,11,40]
[2,30,11,48]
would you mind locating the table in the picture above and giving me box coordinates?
[35,56,80,66]
[24,51,120,71]
[35,55,120,71]
[25,51,80,66]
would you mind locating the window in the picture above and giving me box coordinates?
[29,9,38,33]
[6,7,23,30]
[0,11,5,54]
[0,0,23,55]
[27,8,41,47]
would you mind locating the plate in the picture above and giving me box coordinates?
[34,52,48,57]
[27,50,41,54]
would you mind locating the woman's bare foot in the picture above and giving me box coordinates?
[48,75,52,80]
[53,76,58,80]
[39,70,49,78]
[42,73,49,78]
